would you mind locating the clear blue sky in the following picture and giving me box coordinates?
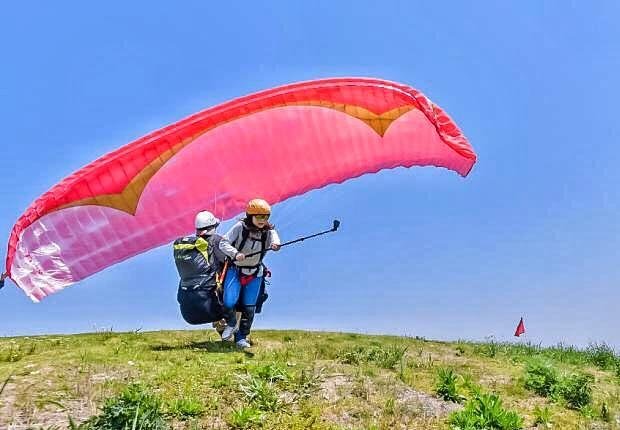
[1,2,619,348]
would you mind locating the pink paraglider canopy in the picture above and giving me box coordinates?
[4,77,476,301]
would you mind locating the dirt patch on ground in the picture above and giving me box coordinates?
[5,398,94,430]
[319,373,353,403]
[395,386,462,418]
[478,372,513,388]
[0,370,95,429]
[0,365,134,429]
[317,371,460,428]
[251,339,285,351]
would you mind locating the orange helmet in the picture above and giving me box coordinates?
[246,198,271,215]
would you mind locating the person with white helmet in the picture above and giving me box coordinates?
[218,198,281,348]
[173,210,232,325]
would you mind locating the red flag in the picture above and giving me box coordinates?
[514,317,526,337]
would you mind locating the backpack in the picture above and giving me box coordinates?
[173,234,228,324]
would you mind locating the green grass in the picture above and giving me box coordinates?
[1,330,619,429]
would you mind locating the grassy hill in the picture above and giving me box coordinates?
[1,329,619,429]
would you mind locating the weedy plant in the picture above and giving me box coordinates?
[79,383,168,430]
[523,361,559,397]
[288,367,322,400]
[227,406,264,429]
[250,363,290,384]
[383,396,396,415]
[238,374,282,412]
[167,397,205,419]
[532,405,553,428]
[585,342,618,370]
[435,367,465,403]
[449,392,523,430]
[578,405,596,419]
[460,373,481,396]
[473,337,501,358]
[338,344,407,369]
[211,373,235,389]
[523,360,594,410]
[0,342,36,362]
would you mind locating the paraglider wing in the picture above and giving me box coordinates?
[4,77,477,301]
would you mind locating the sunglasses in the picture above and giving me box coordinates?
[253,214,270,221]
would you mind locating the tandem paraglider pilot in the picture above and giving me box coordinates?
[173,211,232,327]
[172,200,280,349]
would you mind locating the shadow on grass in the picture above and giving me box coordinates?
[150,341,254,357]
[0,373,12,398]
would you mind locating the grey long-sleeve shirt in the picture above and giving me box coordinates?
[219,221,281,276]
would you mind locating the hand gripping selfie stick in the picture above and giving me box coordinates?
[243,219,341,258]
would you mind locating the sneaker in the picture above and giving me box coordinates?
[236,338,251,349]
[221,325,237,341]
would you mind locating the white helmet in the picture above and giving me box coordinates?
[194,211,220,230]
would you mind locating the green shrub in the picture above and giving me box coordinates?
[449,392,523,429]
[81,383,168,430]
[523,361,558,397]
[523,361,594,410]
[435,368,464,403]
[552,373,593,410]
